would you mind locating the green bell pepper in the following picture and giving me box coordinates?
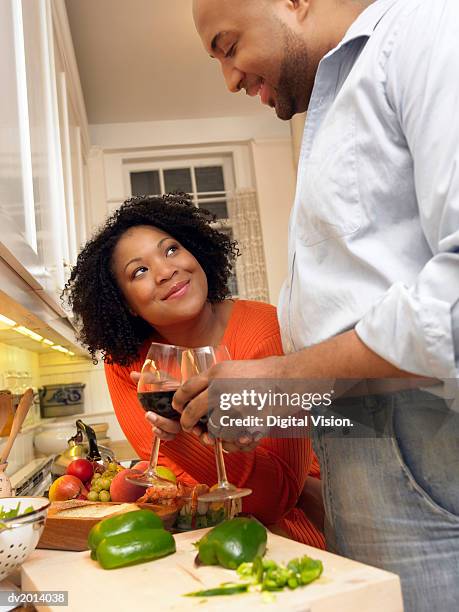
[196,517,267,570]
[96,528,175,569]
[88,509,163,557]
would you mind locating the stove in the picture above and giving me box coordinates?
[9,456,54,497]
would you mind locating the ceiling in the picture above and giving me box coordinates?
[65,0,272,125]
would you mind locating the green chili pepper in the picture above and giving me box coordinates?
[185,584,250,597]
[88,509,163,555]
[96,528,175,569]
[196,518,267,570]
[262,559,277,571]
[287,555,323,585]
[253,556,264,584]
[287,576,299,589]
[236,562,254,579]
[264,567,289,589]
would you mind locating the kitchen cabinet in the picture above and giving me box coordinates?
[0,0,90,310]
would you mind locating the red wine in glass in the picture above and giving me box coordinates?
[126,343,183,488]
[137,389,209,427]
[138,389,179,420]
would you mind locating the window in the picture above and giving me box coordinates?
[130,162,230,220]
[127,156,238,295]
[130,170,160,198]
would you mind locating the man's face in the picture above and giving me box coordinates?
[193,0,318,120]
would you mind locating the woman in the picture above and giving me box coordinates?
[63,193,324,548]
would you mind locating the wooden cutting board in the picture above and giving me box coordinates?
[22,529,403,611]
[37,501,178,551]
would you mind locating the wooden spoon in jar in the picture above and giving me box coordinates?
[0,388,34,465]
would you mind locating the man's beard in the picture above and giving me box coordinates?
[275,25,315,120]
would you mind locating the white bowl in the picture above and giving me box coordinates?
[0,496,50,581]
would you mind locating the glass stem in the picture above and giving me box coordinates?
[145,436,161,478]
[215,438,230,489]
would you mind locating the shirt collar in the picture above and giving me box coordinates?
[325,0,399,58]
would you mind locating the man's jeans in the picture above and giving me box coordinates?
[312,389,459,612]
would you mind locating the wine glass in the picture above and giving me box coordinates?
[183,345,252,503]
[127,342,184,488]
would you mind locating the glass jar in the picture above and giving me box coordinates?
[4,370,17,393]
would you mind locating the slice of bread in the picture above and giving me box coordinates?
[51,501,139,519]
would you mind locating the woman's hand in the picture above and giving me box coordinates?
[130,371,141,385]
[145,411,181,442]
[130,370,181,442]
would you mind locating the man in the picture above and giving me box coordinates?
[171,1,459,610]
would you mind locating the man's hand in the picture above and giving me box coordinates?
[172,356,284,448]
[130,368,265,449]
[134,330,417,450]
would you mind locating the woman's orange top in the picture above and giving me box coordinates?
[105,300,324,549]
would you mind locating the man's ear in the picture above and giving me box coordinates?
[287,0,310,24]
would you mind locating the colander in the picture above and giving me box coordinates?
[0,496,50,581]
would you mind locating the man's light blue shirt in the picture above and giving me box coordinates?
[278,0,459,379]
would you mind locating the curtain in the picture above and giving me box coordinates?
[228,188,269,302]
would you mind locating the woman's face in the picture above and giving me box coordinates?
[111,225,208,330]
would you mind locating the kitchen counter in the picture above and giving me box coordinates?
[104,438,138,462]
[21,529,403,611]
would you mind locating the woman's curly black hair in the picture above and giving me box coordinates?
[62,193,239,366]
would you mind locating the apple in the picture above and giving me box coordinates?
[66,458,94,483]
[133,462,176,483]
[49,475,88,502]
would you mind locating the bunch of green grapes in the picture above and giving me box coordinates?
[87,462,123,502]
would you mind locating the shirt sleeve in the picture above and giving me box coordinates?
[355,2,459,379]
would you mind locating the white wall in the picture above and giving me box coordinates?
[251,139,296,303]
[89,114,290,150]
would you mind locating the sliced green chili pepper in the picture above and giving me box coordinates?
[287,555,323,585]
[185,584,249,597]
[96,528,175,569]
[287,576,299,589]
[253,555,264,584]
[236,562,254,579]
[262,559,277,571]
[184,553,323,599]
